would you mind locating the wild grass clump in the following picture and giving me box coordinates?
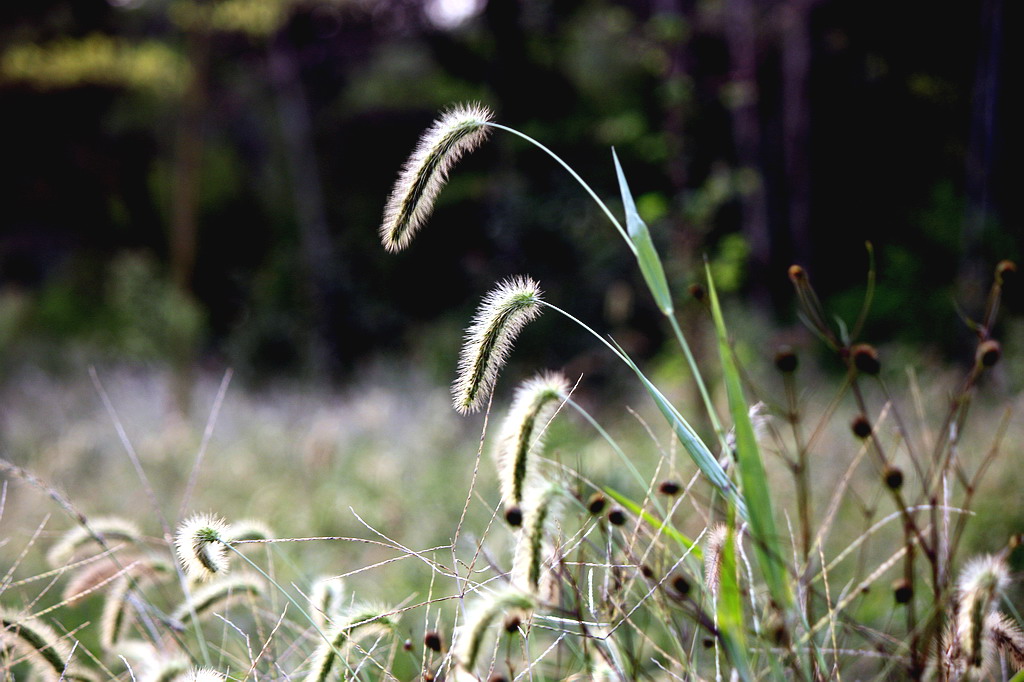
[1,103,1021,681]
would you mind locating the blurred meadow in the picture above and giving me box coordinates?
[1,1,1023,680]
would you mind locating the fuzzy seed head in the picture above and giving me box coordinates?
[47,516,141,567]
[987,612,1024,671]
[174,513,229,582]
[0,609,75,680]
[181,669,226,682]
[454,589,535,675]
[224,519,274,544]
[173,574,265,624]
[381,103,493,252]
[307,604,397,682]
[956,555,1010,667]
[512,482,565,596]
[309,575,346,630]
[453,277,543,414]
[494,371,568,505]
[704,524,730,598]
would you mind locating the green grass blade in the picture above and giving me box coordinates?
[609,338,748,520]
[718,520,753,682]
[705,264,791,608]
[612,148,673,316]
[603,485,701,559]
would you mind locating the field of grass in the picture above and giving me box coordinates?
[2,103,1023,681]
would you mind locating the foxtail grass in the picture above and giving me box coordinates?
[452,276,543,414]
[174,513,230,581]
[380,103,493,252]
[494,371,568,511]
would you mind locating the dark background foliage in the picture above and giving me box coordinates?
[0,0,1019,382]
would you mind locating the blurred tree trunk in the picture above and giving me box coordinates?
[168,26,210,416]
[723,0,770,297]
[962,0,1003,304]
[780,0,813,269]
[268,35,340,375]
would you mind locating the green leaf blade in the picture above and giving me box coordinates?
[705,264,791,609]
[612,149,674,316]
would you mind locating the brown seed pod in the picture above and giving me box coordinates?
[851,415,872,439]
[893,579,913,604]
[883,465,904,491]
[977,339,1001,368]
[424,630,443,653]
[774,347,798,373]
[504,506,523,527]
[587,492,607,515]
[658,480,681,496]
[851,344,880,375]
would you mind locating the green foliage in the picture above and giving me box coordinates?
[0,35,186,95]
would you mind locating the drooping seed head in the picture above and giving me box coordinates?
[512,482,566,596]
[0,609,76,680]
[47,516,141,567]
[704,523,730,598]
[494,371,569,506]
[380,103,494,252]
[307,604,396,682]
[224,519,274,544]
[454,589,535,676]
[956,555,1010,667]
[453,277,543,414]
[987,612,1024,671]
[174,513,230,582]
[309,575,346,630]
[172,574,265,624]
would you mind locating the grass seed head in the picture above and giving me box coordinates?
[452,277,544,414]
[0,609,75,680]
[47,516,141,567]
[494,371,568,506]
[380,103,493,252]
[956,555,1010,667]
[174,513,230,582]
